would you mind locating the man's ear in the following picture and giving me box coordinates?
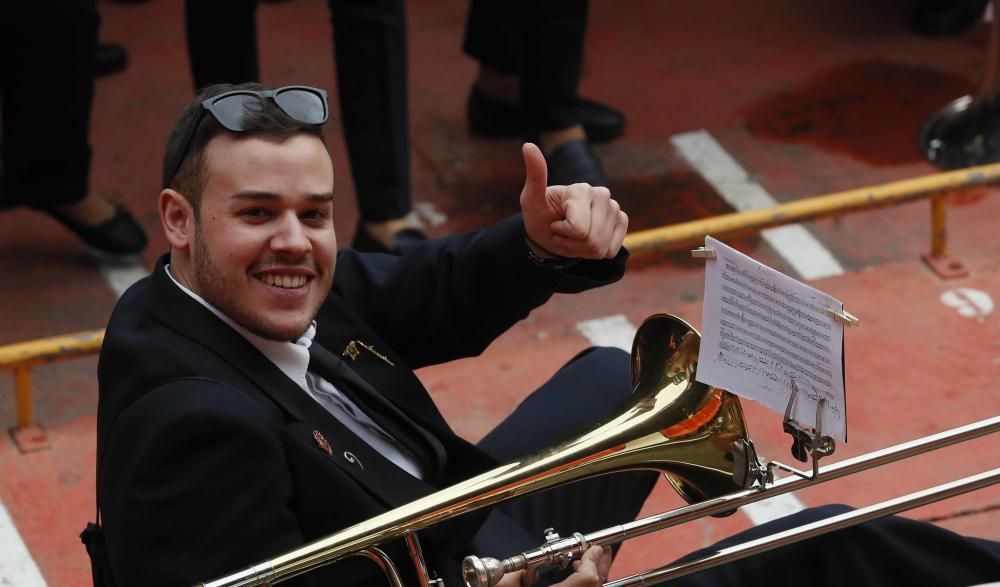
[159,189,195,250]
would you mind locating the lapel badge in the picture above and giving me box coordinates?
[313,430,333,456]
[343,340,395,367]
[343,340,361,361]
[343,450,365,470]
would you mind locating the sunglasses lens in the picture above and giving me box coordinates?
[275,90,327,125]
[209,94,256,131]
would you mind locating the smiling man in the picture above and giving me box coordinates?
[91,82,647,586]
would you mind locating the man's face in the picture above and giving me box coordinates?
[186,133,336,341]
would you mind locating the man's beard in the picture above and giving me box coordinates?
[192,231,320,341]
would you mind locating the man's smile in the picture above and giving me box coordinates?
[256,272,311,289]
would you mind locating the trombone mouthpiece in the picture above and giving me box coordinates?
[462,556,506,587]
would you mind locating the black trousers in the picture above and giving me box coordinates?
[1,0,98,209]
[474,347,659,585]
[185,0,411,222]
[673,503,1000,587]
[473,347,1000,587]
[463,0,588,131]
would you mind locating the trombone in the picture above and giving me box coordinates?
[198,314,999,587]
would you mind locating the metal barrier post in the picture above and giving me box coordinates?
[921,194,969,278]
[14,364,33,430]
[1,329,104,452]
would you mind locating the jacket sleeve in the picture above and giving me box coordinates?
[100,379,319,587]
[330,214,628,368]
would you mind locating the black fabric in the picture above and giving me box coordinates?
[668,504,1000,587]
[80,522,117,587]
[96,219,628,586]
[1,0,98,208]
[463,0,587,131]
[184,0,410,222]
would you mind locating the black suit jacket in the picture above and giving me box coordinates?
[96,216,627,586]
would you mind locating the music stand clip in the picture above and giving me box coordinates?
[764,379,837,483]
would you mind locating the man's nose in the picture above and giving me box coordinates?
[270,213,312,254]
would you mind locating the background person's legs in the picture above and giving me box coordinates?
[185,0,261,89]
[184,0,422,253]
[463,0,619,187]
[2,0,98,210]
[328,0,423,253]
[1,0,147,254]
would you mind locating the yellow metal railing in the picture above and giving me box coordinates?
[2,163,998,444]
[623,161,1000,259]
[0,330,104,435]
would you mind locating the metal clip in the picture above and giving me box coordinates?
[691,246,717,259]
[767,378,837,482]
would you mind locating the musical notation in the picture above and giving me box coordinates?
[696,236,848,441]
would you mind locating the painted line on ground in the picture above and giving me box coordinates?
[576,315,806,525]
[412,202,448,228]
[93,252,149,299]
[0,500,47,586]
[670,130,845,281]
[575,314,636,352]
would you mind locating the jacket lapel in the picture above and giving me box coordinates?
[308,342,448,481]
[143,257,437,506]
[313,295,453,432]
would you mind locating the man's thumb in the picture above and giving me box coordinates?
[521,142,548,203]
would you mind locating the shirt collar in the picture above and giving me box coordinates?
[164,264,312,390]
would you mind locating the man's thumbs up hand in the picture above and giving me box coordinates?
[519,143,628,260]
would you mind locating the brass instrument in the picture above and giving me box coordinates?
[199,314,759,586]
[198,314,999,587]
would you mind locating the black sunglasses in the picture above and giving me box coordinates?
[164,85,329,188]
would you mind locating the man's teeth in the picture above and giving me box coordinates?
[259,274,308,288]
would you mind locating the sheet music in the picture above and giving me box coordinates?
[696,236,847,442]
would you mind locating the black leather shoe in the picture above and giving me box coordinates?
[95,42,128,78]
[351,224,428,255]
[46,204,148,255]
[467,87,626,143]
[545,140,608,187]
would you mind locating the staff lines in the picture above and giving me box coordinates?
[720,283,832,352]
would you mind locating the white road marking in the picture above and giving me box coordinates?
[671,130,845,280]
[575,314,635,352]
[412,202,448,228]
[576,315,806,525]
[739,488,807,525]
[92,252,149,299]
[940,288,994,320]
[0,500,47,586]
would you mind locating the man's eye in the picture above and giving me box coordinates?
[240,208,270,218]
[301,210,330,222]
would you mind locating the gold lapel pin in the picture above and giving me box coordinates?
[313,430,333,456]
[343,340,395,366]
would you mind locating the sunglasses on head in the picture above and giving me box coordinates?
[164,85,329,188]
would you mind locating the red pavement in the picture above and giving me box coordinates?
[0,0,997,585]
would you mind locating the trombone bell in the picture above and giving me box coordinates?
[628,313,760,506]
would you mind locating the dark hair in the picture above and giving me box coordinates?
[162,82,326,213]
